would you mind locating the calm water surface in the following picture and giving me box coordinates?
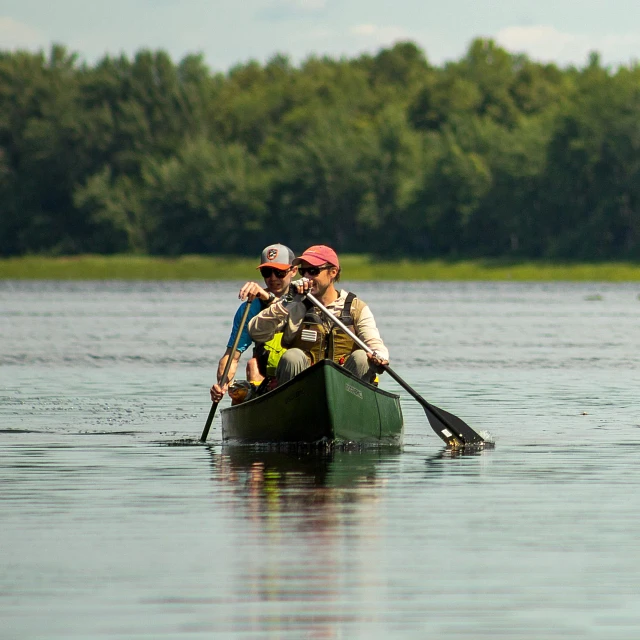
[1,280,640,639]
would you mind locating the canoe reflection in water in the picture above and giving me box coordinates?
[208,447,402,635]
[212,446,400,511]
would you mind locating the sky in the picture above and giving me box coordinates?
[1,0,640,72]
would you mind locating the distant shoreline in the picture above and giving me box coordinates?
[2,255,640,282]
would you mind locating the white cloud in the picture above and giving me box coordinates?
[349,23,413,45]
[351,24,378,36]
[348,24,422,51]
[0,17,44,50]
[297,23,413,45]
[496,24,640,66]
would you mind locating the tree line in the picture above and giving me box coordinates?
[1,40,639,260]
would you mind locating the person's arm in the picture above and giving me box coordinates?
[210,347,242,402]
[355,304,389,362]
[210,299,259,402]
[217,348,242,386]
[239,281,272,304]
[248,298,293,343]
[245,357,264,384]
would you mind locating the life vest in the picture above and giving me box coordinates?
[282,292,363,365]
[259,332,286,377]
[253,291,292,378]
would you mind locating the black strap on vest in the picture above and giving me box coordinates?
[340,292,356,326]
[325,292,356,360]
[302,291,356,326]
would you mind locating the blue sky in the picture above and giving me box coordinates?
[1,0,639,71]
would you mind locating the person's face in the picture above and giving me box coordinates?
[260,265,297,296]
[297,262,338,295]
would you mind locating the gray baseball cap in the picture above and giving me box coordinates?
[257,243,295,269]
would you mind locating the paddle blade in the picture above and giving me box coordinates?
[422,402,484,447]
[380,364,485,447]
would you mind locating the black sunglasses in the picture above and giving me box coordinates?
[260,266,291,278]
[298,265,332,277]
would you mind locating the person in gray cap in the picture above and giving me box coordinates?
[210,243,297,403]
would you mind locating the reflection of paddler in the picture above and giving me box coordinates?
[207,447,394,638]
[223,448,334,488]
[218,447,400,491]
[262,468,282,509]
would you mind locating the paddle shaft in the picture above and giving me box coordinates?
[306,293,373,355]
[200,300,252,442]
[306,292,484,446]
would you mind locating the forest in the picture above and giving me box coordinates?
[1,39,639,260]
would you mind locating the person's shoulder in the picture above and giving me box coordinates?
[252,297,271,315]
[347,292,370,323]
[341,289,367,304]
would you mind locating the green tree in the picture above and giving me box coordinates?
[266,109,376,251]
[141,137,269,255]
[0,46,92,253]
[73,167,146,253]
[405,127,492,256]
[538,61,640,258]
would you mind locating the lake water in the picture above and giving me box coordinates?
[2,279,640,639]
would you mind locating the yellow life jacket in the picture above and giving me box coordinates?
[253,290,293,378]
[262,332,286,377]
[283,292,363,365]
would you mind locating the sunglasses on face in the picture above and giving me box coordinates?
[260,266,291,278]
[298,265,331,277]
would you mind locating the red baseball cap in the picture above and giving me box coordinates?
[293,245,340,269]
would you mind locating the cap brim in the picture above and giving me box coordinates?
[257,262,292,269]
[292,255,326,267]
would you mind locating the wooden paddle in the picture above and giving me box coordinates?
[306,292,485,447]
[200,300,252,443]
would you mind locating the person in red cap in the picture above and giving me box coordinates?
[248,244,389,385]
[210,243,297,403]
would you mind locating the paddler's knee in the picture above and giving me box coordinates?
[276,348,309,385]
[343,350,378,384]
[343,350,368,377]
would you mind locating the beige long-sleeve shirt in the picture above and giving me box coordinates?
[248,289,389,361]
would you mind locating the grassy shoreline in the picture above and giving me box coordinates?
[2,254,640,281]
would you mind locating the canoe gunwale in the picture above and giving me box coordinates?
[227,359,400,411]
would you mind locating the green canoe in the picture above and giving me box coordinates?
[220,359,403,446]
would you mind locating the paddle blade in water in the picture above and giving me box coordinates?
[422,403,485,447]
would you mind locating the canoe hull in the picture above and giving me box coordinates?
[221,360,403,446]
